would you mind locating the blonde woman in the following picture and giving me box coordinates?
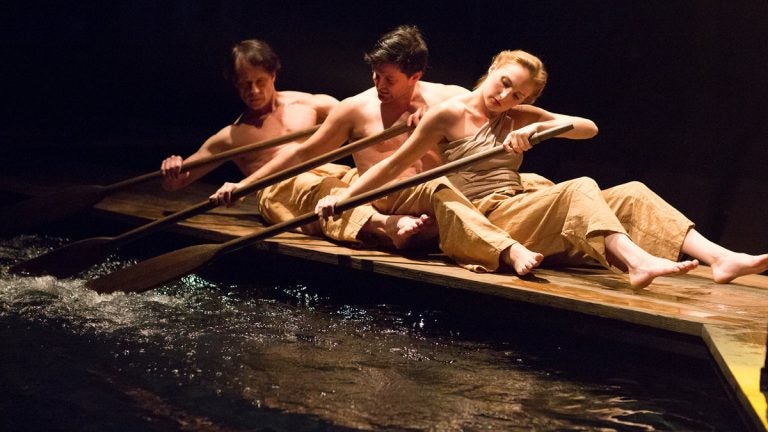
[316,50,768,288]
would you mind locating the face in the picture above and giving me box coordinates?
[482,62,536,113]
[371,63,422,103]
[234,62,276,111]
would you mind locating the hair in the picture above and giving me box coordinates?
[363,25,429,77]
[475,50,548,104]
[225,39,281,83]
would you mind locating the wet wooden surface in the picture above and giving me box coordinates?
[91,180,768,431]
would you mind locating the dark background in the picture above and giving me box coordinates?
[2,0,767,254]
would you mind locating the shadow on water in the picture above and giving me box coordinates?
[0,213,751,431]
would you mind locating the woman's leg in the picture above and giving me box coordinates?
[681,229,768,283]
[605,232,699,288]
[479,177,698,287]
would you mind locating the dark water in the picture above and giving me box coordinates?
[0,230,748,431]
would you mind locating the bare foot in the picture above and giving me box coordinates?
[384,214,433,249]
[710,253,768,284]
[503,243,543,276]
[628,257,699,288]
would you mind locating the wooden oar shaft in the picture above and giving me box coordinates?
[218,123,574,256]
[0,126,320,237]
[85,124,571,294]
[110,124,411,245]
[228,123,411,200]
[105,125,320,192]
[112,200,216,245]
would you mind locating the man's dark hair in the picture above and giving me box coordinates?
[364,25,428,77]
[225,39,281,83]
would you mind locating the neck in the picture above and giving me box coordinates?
[468,89,497,120]
[247,95,277,118]
[384,83,422,113]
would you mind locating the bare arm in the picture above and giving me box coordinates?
[209,98,357,206]
[503,105,598,153]
[314,107,451,218]
[309,94,340,121]
[160,127,230,191]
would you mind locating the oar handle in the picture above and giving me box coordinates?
[229,123,412,200]
[104,125,321,192]
[220,123,573,254]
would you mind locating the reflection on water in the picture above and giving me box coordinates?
[0,234,745,431]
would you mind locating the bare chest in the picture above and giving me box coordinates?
[228,114,315,174]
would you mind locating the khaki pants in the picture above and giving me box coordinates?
[473,177,694,270]
[254,163,376,242]
[371,177,516,272]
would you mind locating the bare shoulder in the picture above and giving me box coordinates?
[509,104,547,125]
[279,91,339,120]
[202,124,236,152]
[419,81,470,103]
[277,90,314,104]
[337,88,378,116]
[428,98,468,124]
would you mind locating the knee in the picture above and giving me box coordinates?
[314,176,348,198]
[610,181,653,199]
[566,176,601,194]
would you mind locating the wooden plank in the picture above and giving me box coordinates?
[91,180,768,431]
[703,324,767,432]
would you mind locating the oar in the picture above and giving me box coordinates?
[85,123,573,294]
[0,125,321,237]
[11,124,411,278]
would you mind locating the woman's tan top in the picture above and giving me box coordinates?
[439,112,524,201]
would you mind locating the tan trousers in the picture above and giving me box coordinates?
[473,177,694,270]
[371,177,517,272]
[254,163,376,242]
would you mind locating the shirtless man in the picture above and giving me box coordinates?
[161,39,337,191]
[161,39,419,244]
[210,26,540,274]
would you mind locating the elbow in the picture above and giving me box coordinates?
[589,122,599,138]
[580,119,598,139]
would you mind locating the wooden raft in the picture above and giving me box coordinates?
[91,181,768,431]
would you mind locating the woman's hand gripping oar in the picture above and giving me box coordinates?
[10,124,411,278]
[85,124,573,294]
[0,126,321,237]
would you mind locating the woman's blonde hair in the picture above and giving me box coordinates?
[475,50,548,104]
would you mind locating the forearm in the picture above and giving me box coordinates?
[339,162,402,200]
[532,115,598,140]
[161,155,220,191]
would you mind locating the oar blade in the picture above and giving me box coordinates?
[85,243,224,294]
[10,236,116,278]
[0,185,107,236]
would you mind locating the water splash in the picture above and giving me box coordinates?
[0,234,744,431]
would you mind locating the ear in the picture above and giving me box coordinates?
[408,71,423,83]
